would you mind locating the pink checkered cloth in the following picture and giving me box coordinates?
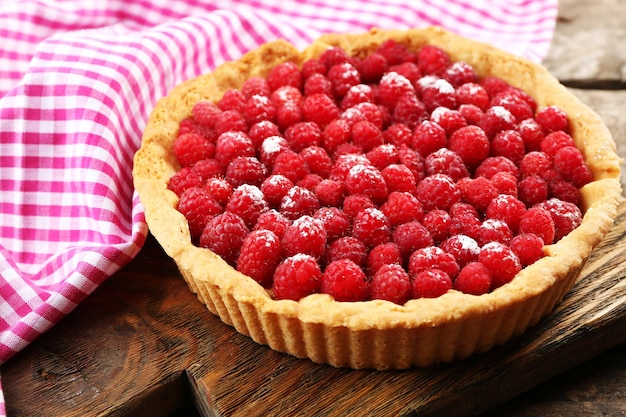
[0,0,557,413]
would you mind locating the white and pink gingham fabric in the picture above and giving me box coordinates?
[0,0,557,413]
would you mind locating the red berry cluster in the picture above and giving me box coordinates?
[168,40,589,303]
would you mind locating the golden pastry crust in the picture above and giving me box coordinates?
[133,26,622,369]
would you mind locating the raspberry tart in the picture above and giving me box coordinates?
[133,27,621,369]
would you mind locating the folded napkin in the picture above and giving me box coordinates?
[0,0,557,413]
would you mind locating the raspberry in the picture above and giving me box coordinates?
[490,90,534,122]
[199,211,249,266]
[192,100,222,128]
[284,121,322,153]
[218,89,246,112]
[412,120,447,157]
[225,184,269,228]
[259,135,289,168]
[270,85,303,108]
[248,120,281,149]
[213,109,248,134]
[354,102,386,129]
[479,242,522,289]
[377,39,415,66]
[380,191,424,227]
[267,61,302,92]
[430,107,467,136]
[416,173,461,211]
[424,148,470,181]
[535,105,569,133]
[474,156,520,180]
[340,107,367,128]
[260,174,294,208]
[392,220,434,256]
[282,215,327,260]
[377,72,415,109]
[476,218,513,246]
[242,94,276,126]
[271,150,310,183]
[478,105,516,139]
[455,82,490,111]
[422,209,452,243]
[490,172,518,197]
[351,120,385,152]
[319,46,352,70]
[301,93,340,128]
[540,131,575,158]
[553,146,592,188]
[215,131,255,168]
[448,210,481,241]
[518,175,549,207]
[383,123,413,147]
[276,101,304,130]
[322,118,351,154]
[193,158,225,183]
[301,58,327,79]
[321,259,369,302]
[519,207,556,245]
[391,93,427,129]
[420,78,457,112]
[366,242,403,276]
[314,179,345,207]
[253,209,291,239]
[236,229,282,286]
[520,151,552,178]
[479,76,511,97]
[397,144,426,182]
[225,156,267,188]
[417,44,451,75]
[177,187,223,240]
[341,84,376,109]
[327,62,361,98]
[458,104,484,126]
[342,194,375,220]
[272,254,322,301]
[516,118,545,152]
[408,246,459,278]
[448,125,490,169]
[440,234,480,267]
[443,61,476,87]
[203,177,233,206]
[389,62,421,84]
[458,176,498,213]
[324,236,368,267]
[510,233,544,266]
[411,269,452,299]
[381,163,418,194]
[178,117,216,140]
[280,185,320,220]
[296,173,323,191]
[352,207,392,248]
[356,52,388,83]
[313,206,351,241]
[345,163,388,204]
[370,264,412,305]
[537,198,583,242]
[549,179,581,205]
[490,130,525,165]
[366,144,399,170]
[241,76,271,98]
[167,166,203,196]
[485,194,527,233]
[454,262,492,295]
[174,133,215,167]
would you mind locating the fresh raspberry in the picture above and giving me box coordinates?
[322,118,351,154]
[518,207,556,245]
[442,61,476,87]
[430,107,467,136]
[283,121,321,153]
[478,105,516,139]
[476,218,513,246]
[408,246,459,278]
[321,259,369,302]
[424,148,470,181]
[282,215,327,260]
[392,220,434,256]
[319,46,352,70]
[383,123,413,147]
[474,156,520,180]
[327,62,361,98]
[236,229,282,286]
[342,194,375,219]
[173,133,216,167]
[516,118,545,152]
[270,85,303,108]
[366,242,403,276]
[458,104,484,126]
[344,163,388,204]
[370,264,412,305]
[448,209,481,241]
[192,158,224,182]
[271,150,310,183]
[253,209,291,239]
[412,120,447,157]
[199,211,249,266]
[301,93,341,128]
[303,73,334,97]
[214,131,255,168]
[177,187,223,240]
[296,173,323,192]
[351,120,384,152]
[376,39,415,66]
[242,94,276,126]
[440,234,480,267]
[272,254,322,301]
[203,177,233,206]
[275,101,304,130]
[314,179,345,207]
[381,163,418,194]
[324,236,368,267]
[301,58,327,79]
[313,206,351,241]
[420,78,457,112]
[352,207,392,248]
[490,130,525,165]
[225,156,267,187]
[218,89,246,112]
[458,176,498,213]
[389,62,422,84]
[455,83,490,111]
[354,102,386,130]
[479,76,511,97]
[422,209,452,243]
[366,144,399,170]
[167,166,203,196]
[341,84,375,109]
[356,52,388,83]
[518,175,549,207]
[377,72,415,109]
[520,151,552,177]
[397,144,426,182]
[213,109,248,134]
[485,194,527,233]
[259,135,289,169]
[280,185,320,220]
[260,174,294,208]
[478,242,522,289]
[225,184,269,228]
[241,76,271,98]
[411,269,452,299]
[454,262,492,295]
[540,131,576,158]
[490,171,518,197]
[448,125,490,169]
[417,44,451,75]
[178,117,216,140]
[391,93,427,129]
[553,146,592,188]
[537,198,583,242]
[416,173,461,211]
[510,233,544,266]
[267,61,302,92]
[449,201,480,220]
[549,179,581,205]
[380,191,424,227]
[248,120,281,149]
[192,100,222,128]
[490,90,534,122]
[340,107,368,128]
[535,105,569,133]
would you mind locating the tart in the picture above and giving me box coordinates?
[133,26,622,369]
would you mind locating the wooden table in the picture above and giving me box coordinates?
[3,0,625,416]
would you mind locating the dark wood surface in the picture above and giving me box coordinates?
[2,0,626,416]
